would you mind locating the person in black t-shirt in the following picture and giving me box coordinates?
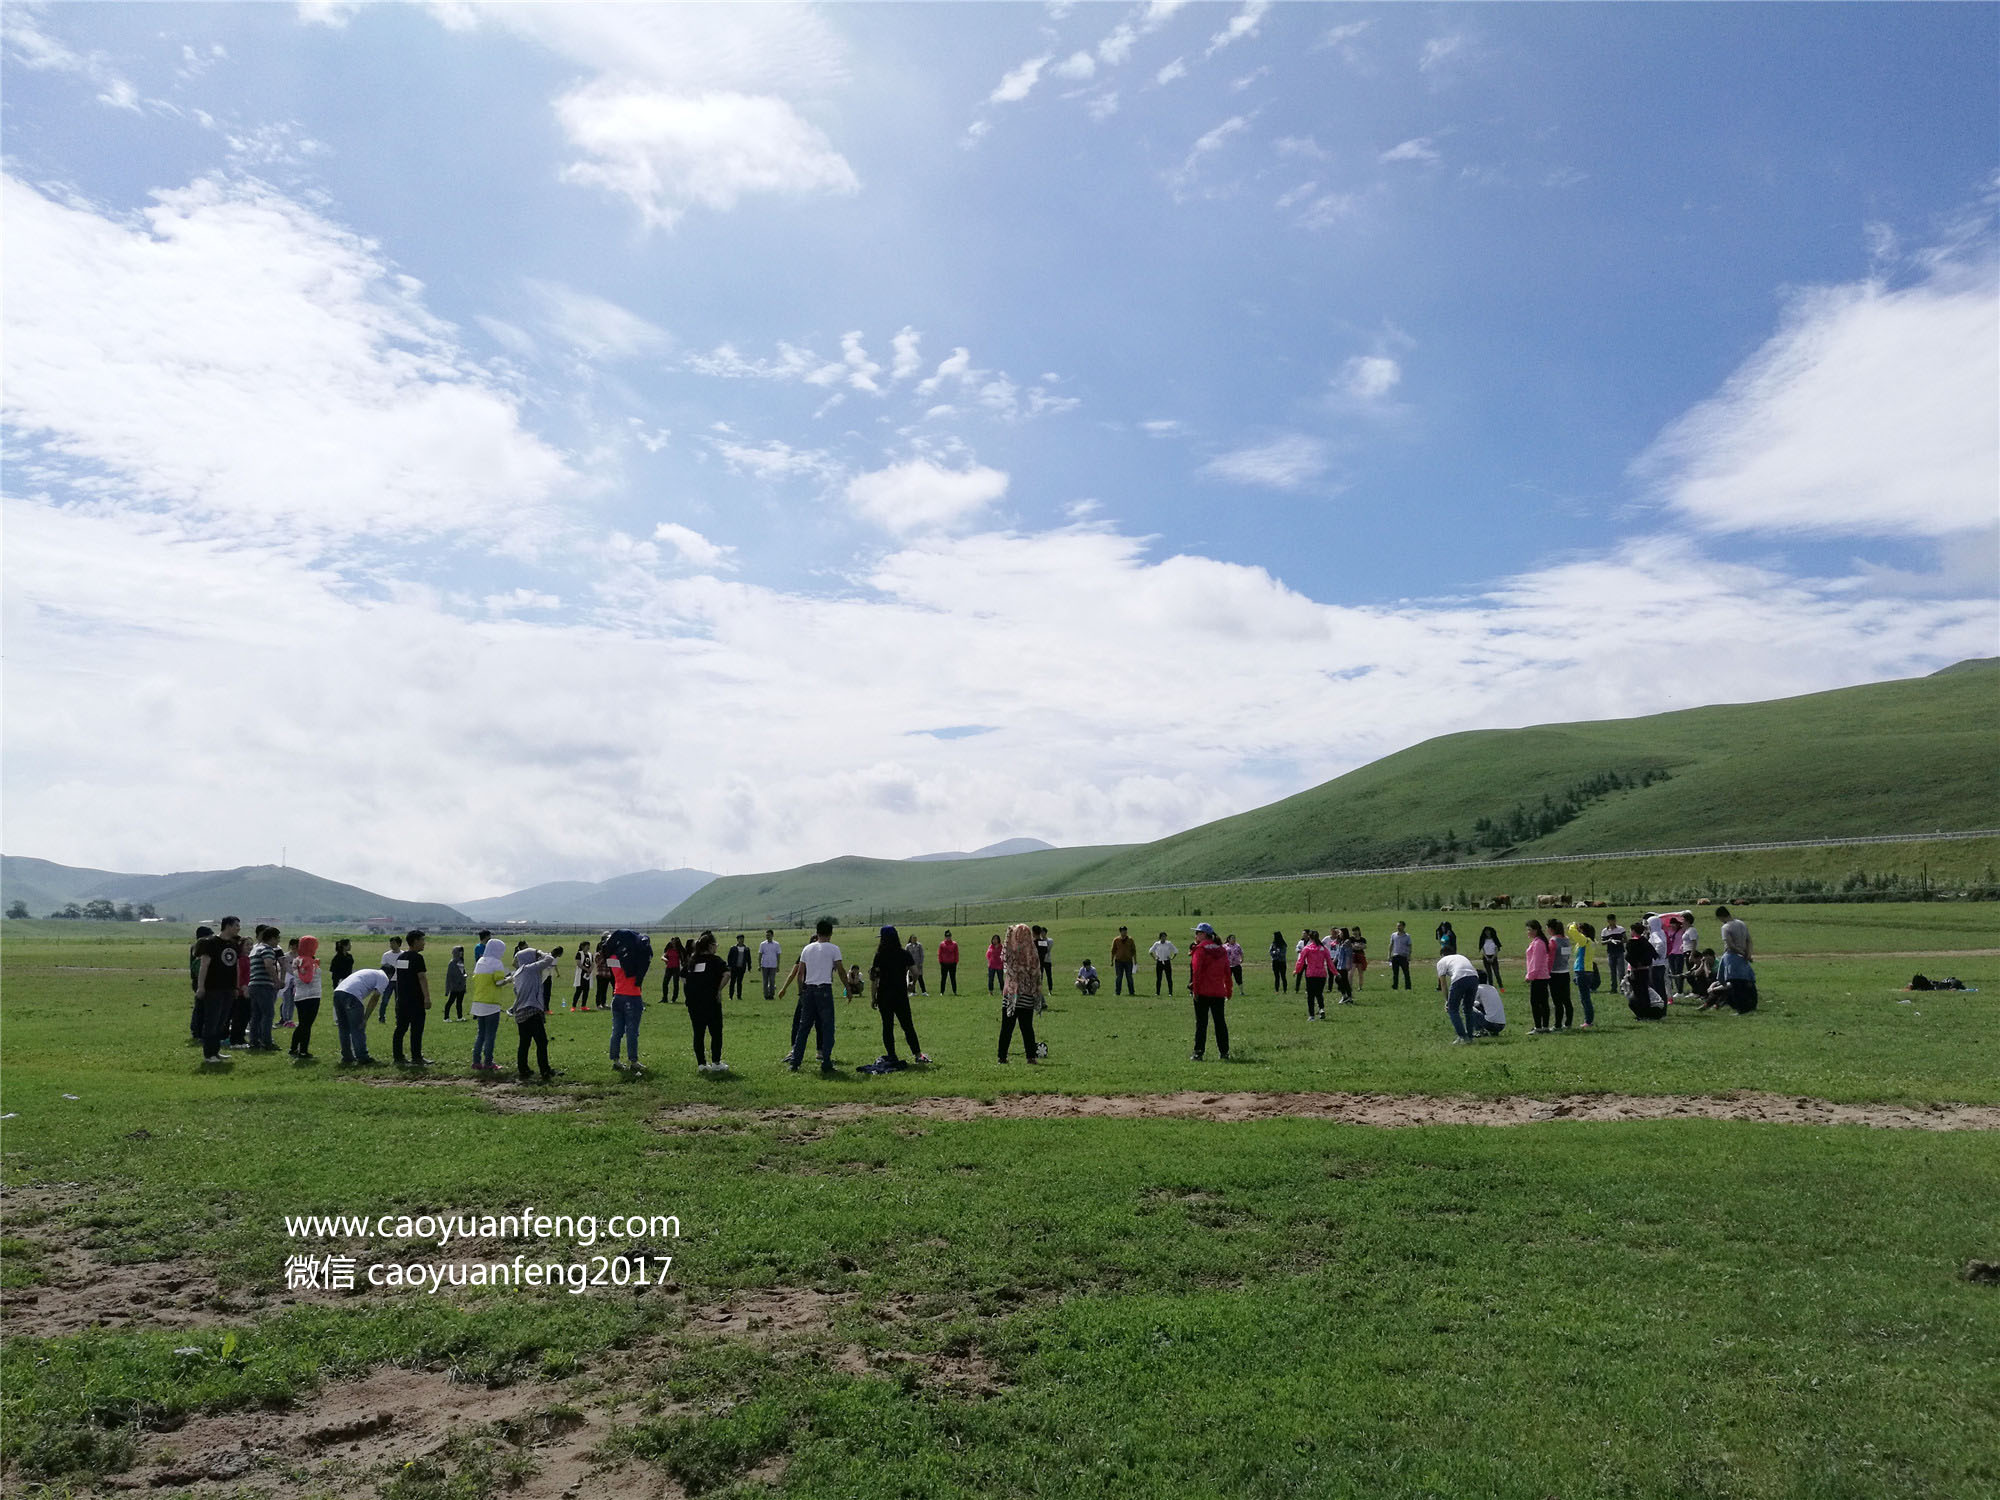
[194,917,243,1062]
[725,935,751,1000]
[188,925,213,1042]
[683,932,730,1070]
[392,928,433,1065]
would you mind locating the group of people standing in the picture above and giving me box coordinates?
[1432,907,1758,1043]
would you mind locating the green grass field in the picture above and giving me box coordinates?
[2,907,1997,1497]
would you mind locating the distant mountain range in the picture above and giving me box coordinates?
[451,869,716,925]
[906,838,1056,862]
[0,857,470,927]
[666,659,2000,923]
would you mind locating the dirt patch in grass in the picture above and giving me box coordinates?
[107,1365,667,1499]
[681,1287,850,1340]
[654,1090,2000,1131]
[358,1073,579,1112]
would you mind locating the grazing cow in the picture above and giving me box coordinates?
[1488,894,1512,909]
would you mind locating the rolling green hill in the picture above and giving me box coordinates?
[0,857,470,928]
[669,660,2000,923]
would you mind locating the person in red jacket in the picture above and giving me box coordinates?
[1188,923,1233,1062]
[936,931,961,993]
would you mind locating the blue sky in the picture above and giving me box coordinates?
[3,2,1995,899]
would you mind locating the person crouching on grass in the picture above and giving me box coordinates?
[998,923,1041,1064]
[683,931,730,1072]
[509,942,564,1082]
[1188,923,1233,1061]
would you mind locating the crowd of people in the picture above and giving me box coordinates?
[184,904,1758,1078]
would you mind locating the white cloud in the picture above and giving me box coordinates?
[1155,57,1187,86]
[712,437,837,483]
[1169,115,1249,198]
[962,119,993,148]
[1275,135,1330,161]
[1097,24,1137,65]
[890,327,923,382]
[839,330,883,392]
[484,587,561,614]
[1420,32,1468,73]
[1339,355,1402,401]
[1,6,142,110]
[1141,419,1182,436]
[1380,137,1440,165]
[990,54,1051,105]
[652,522,737,570]
[555,85,859,229]
[1202,433,1329,490]
[1,173,572,540]
[6,499,1990,893]
[917,348,974,397]
[527,279,669,360]
[1320,20,1372,52]
[1634,257,2000,538]
[1205,0,1270,59]
[1087,92,1121,122]
[845,459,1009,533]
[1055,50,1097,81]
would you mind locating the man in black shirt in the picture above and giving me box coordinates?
[725,934,751,1000]
[188,924,212,1042]
[392,928,433,1066]
[194,917,243,1062]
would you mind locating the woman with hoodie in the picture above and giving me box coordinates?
[288,936,322,1059]
[1269,931,1289,993]
[469,937,510,1072]
[509,943,564,1082]
[998,923,1041,1064]
[866,926,927,1070]
[1294,928,1331,1019]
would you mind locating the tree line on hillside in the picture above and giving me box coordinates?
[7,899,159,921]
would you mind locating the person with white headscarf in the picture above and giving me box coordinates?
[998,923,1041,1064]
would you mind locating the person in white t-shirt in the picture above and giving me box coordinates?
[1149,933,1178,995]
[1471,982,1506,1037]
[777,918,850,1073]
[758,931,783,1000]
[332,967,393,1065]
[1436,953,1483,1045]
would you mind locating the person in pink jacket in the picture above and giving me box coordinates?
[1523,919,1554,1034]
[1294,928,1331,1020]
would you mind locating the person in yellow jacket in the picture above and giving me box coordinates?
[468,941,512,1072]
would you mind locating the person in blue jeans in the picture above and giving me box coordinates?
[777,918,851,1074]
[1436,952,1483,1044]
[246,925,285,1052]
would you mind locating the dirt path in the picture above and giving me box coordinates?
[655,1089,2000,1131]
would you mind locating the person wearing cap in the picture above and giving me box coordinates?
[1149,931,1178,994]
[1187,924,1233,1060]
[1110,926,1138,994]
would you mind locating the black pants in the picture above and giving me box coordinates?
[1333,969,1353,1002]
[727,968,745,999]
[989,967,1003,993]
[999,1007,1038,1060]
[201,990,235,1058]
[880,995,922,1060]
[1193,996,1229,1058]
[572,979,590,1008]
[1550,972,1574,1029]
[189,992,204,1039]
[909,968,927,995]
[393,997,427,1063]
[662,971,681,1003]
[688,995,723,1064]
[1271,958,1287,992]
[1041,960,1054,991]
[1390,955,1411,988]
[1304,975,1325,1016]
[1230,964,1244,989]
[1114,960,1135,994]
[594,974,611,1008]
[1482,956,1504,988]
[1528,978,1551,1031]
[291,996,320,1055]
[441,992,464,1020]
[1155,960,1174,994]
[517,1013,551,1075]
[938,962,957,993]
[229,990,250,1045]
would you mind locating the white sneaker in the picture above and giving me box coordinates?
[712,1060,730,1070]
